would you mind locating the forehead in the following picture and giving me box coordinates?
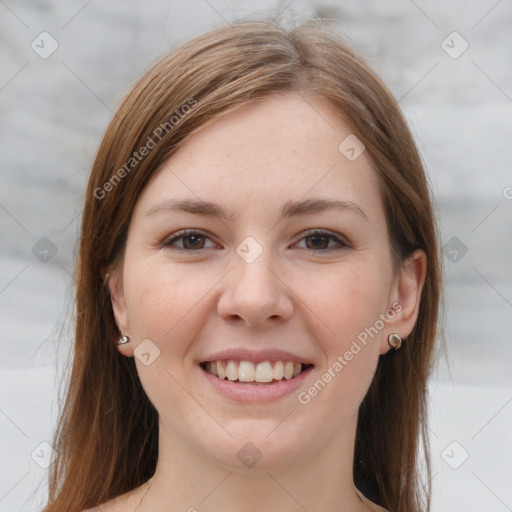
[134,93,384,224]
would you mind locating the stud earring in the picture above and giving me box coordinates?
[387,333,402,350]
[117,335,130,345]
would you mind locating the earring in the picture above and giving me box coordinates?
[117,335,130,345]
[387,333,402,350]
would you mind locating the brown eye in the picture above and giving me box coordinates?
[163,231,217,251]
[305,233,330,250]
[295,230,349,251]
[181,234,206,250]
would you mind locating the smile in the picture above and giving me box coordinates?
[198,358,314,402]
[200,359,313,384]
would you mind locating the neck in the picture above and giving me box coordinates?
[137,417,373,512]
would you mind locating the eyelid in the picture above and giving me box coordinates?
[292,229,351,250]
[160,229,219,251]
[161,228,350,253]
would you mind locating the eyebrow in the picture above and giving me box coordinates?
[145,197,367,221]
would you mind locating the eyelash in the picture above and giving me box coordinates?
[161,229,350,253]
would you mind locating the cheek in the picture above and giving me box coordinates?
[124,252,391,355]
[122,259,216,416]
[301,262,390,402]
[308,262,391,344]
[123,258,221,351]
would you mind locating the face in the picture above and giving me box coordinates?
[109,93,424,472]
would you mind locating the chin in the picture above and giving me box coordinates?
[200,422,307,471]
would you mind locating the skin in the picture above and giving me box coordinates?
[101,93,426,512]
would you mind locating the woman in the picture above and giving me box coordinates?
[44,19,441,512]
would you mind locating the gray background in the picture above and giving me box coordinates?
[0,0,511,510]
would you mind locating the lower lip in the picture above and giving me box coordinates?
[199,365,314,403]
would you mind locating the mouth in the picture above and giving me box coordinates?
[199,359,314,385]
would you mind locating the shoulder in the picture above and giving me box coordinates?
[81,499,126,512]
[81,485,146,512]
[355,488,389,512]
[81,499,122,512]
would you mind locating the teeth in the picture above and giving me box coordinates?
[226,360,238,381]
[238,361,255,382]
[255,361,273,382]
[217,361,226,379]
[284,362,294,380]
[273,360,284,380]
[205,360,307,383]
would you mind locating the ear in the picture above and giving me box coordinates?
[379,249,427,355]
[106,267,134,357]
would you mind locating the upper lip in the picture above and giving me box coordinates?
[199,348,315,366]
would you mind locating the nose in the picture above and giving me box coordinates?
[217,249,294,327]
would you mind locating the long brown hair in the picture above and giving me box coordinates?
[45,19,441,512]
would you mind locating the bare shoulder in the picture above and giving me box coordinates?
[80,497,124,512]
[363,501,388,512]
[81,485,146,512]
[363,499,389,512]
[356,489,389,512]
